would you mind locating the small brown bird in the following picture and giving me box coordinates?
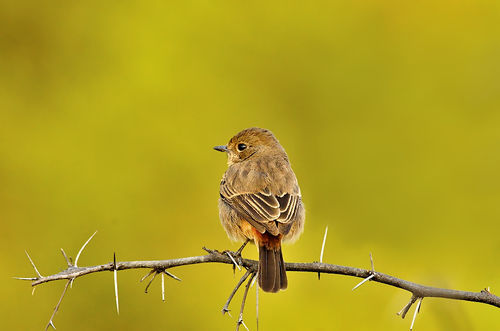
[214,127,305,292]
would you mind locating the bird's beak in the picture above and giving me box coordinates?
[213,145,228,152]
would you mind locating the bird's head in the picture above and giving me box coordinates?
[214,127,285,165]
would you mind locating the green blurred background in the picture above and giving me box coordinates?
[1,0,499,330]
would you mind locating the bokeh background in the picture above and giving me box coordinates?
[1,1,499,330]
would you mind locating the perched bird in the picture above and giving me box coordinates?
[214,127,305,292]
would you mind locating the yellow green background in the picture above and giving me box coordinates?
[1,1,499,330]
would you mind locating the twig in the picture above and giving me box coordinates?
[140,269,156,283]
[398,295,418,319]
[144,271,158,293]
[236,273,256,331]
[45,280,71,331]
[236,239,250,256]
[222,270,252,315]
[60,249,72,267]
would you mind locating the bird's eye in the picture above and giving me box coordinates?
[237,143,247,151]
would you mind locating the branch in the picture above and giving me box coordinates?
[19,248,499,308]
[16,244,499,330]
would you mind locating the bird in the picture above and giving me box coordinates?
[214,127,305,292]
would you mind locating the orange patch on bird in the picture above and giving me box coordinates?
[239,219,257,240]
[252,228,282,249]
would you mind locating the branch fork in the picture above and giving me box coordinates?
[140,267,181,294]
[20,231,98,330]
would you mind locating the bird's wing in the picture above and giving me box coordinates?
[220,178,300,236]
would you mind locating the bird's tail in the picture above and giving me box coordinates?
[257,236,287,293]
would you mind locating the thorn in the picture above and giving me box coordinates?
[352,274,375,291]
[163,270,182,281]
[370,252,375,273]
[48,320,56,330]
[25,250,43,278]
[222,308,230,315]
[60,248,72,267]
[74,231,97,267]
[13,277,38,281]
[161,273,165,302]
[318,225,328,280]
[320,225,328,263]
[256,281,259,331]
[410,298,423,330]
[250,275,257,288]
[69,278,74,289]
[239,319,249,331]
[32,286,36,296]
[352,253,377,291]
[113,253,119,315]
[226,252,241,271]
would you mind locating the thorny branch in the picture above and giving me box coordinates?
[16,234,500,331]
